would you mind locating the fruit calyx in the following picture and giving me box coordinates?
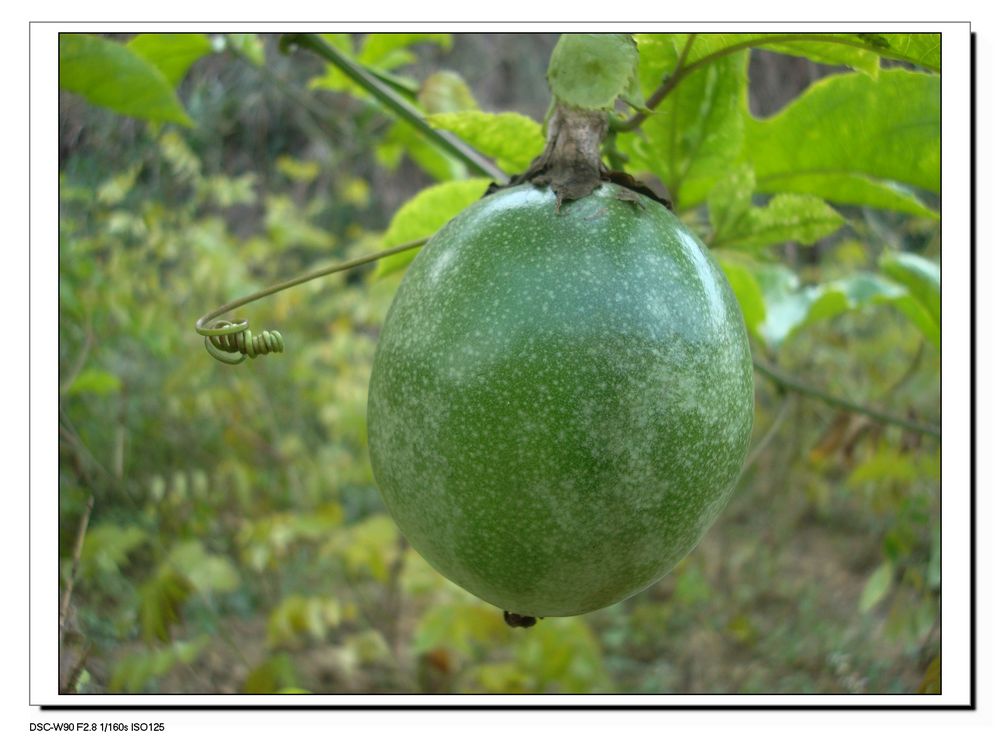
[487,101,671,212]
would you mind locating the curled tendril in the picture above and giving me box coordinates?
[193,236,429,366]
[198,319,284,365]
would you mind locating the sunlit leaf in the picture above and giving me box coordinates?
[165,540,240,594]
[109,638,208,693]
[621,45,747,208]
[79,524,148,578]
[60,34,193,126]
[275,155,320,183]
[744,263,906,347]
[711,193,844,250]
[65,367,122,396]
[127,33,213,86]
[376,178,490,277]
[359,33,452,67]
[718,259,766,334]
[880,251,940,346]
[744,70,940,215]
[427,111,544,174]
[876,34,941,71]
[649,33,878,77]
[859,561,894,613]
[419,71,478,114]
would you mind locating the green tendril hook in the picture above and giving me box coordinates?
[195,238,428,365]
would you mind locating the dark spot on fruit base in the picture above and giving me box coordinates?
[503,611,540,628]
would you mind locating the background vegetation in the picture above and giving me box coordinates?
[58,32,941,695]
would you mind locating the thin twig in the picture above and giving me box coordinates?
[383,534,409,661]
[281,33,507,183]
[616,33,697,133]
[59,321,94,396]
[741,395,795,476]
[61,641,93,694]
[60,495,95,649]
[753,357,940,439]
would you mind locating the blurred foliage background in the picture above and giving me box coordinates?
[58,32,940,695]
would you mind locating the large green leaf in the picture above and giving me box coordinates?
[653,33,879,77]
[547,34,638,110]
[427,111,544,174]
[376,178,490,277]
[637,33,939,79]
[744,69,940,215]
[621,44,748,208]
[60,34,193,126]
[126,33,213,86]
[870,33,941,71]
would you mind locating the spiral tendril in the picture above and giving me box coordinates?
[200,319,284,365]
[194,235,430,365]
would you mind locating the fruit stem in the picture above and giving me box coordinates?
[513,102,609,208]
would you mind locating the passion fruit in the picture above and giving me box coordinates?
[367,182,753,617]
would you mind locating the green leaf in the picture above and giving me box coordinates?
[267,595,344,648]
[322,514,399,582]
[359,33,452,67]
[165,540,240,594]
[275,155,320,183]
[376,121,467,183]
[79,524,148,578]
[413,602,511,657]
[660,33,879,77]
[707,164,755,240]
[621,46,748,208]
[418,71,478,114]
[734,193,844,248]
[718,259,766,334]
[127,33,213,86]
[138,569,191,642]
[547,34,639,110]
[376,178,490,277]
[427,111,544,174]
[96,164,143,205]
[744,69,940,215]
[65,367,122,396]
[640,33,938,76]
[707,165,843,249]
[879,251,940,346]
[225,33,265,66]
[859,561,894,613]
[243,654,299,694]
[759,38,880,77]
[60,34,193,126]
[746,263,905,347]
[873,34,941,72]
[110,638,208,693]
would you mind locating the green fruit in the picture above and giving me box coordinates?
[367,182,754,617]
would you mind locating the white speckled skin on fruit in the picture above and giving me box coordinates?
[367,183,754,617]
